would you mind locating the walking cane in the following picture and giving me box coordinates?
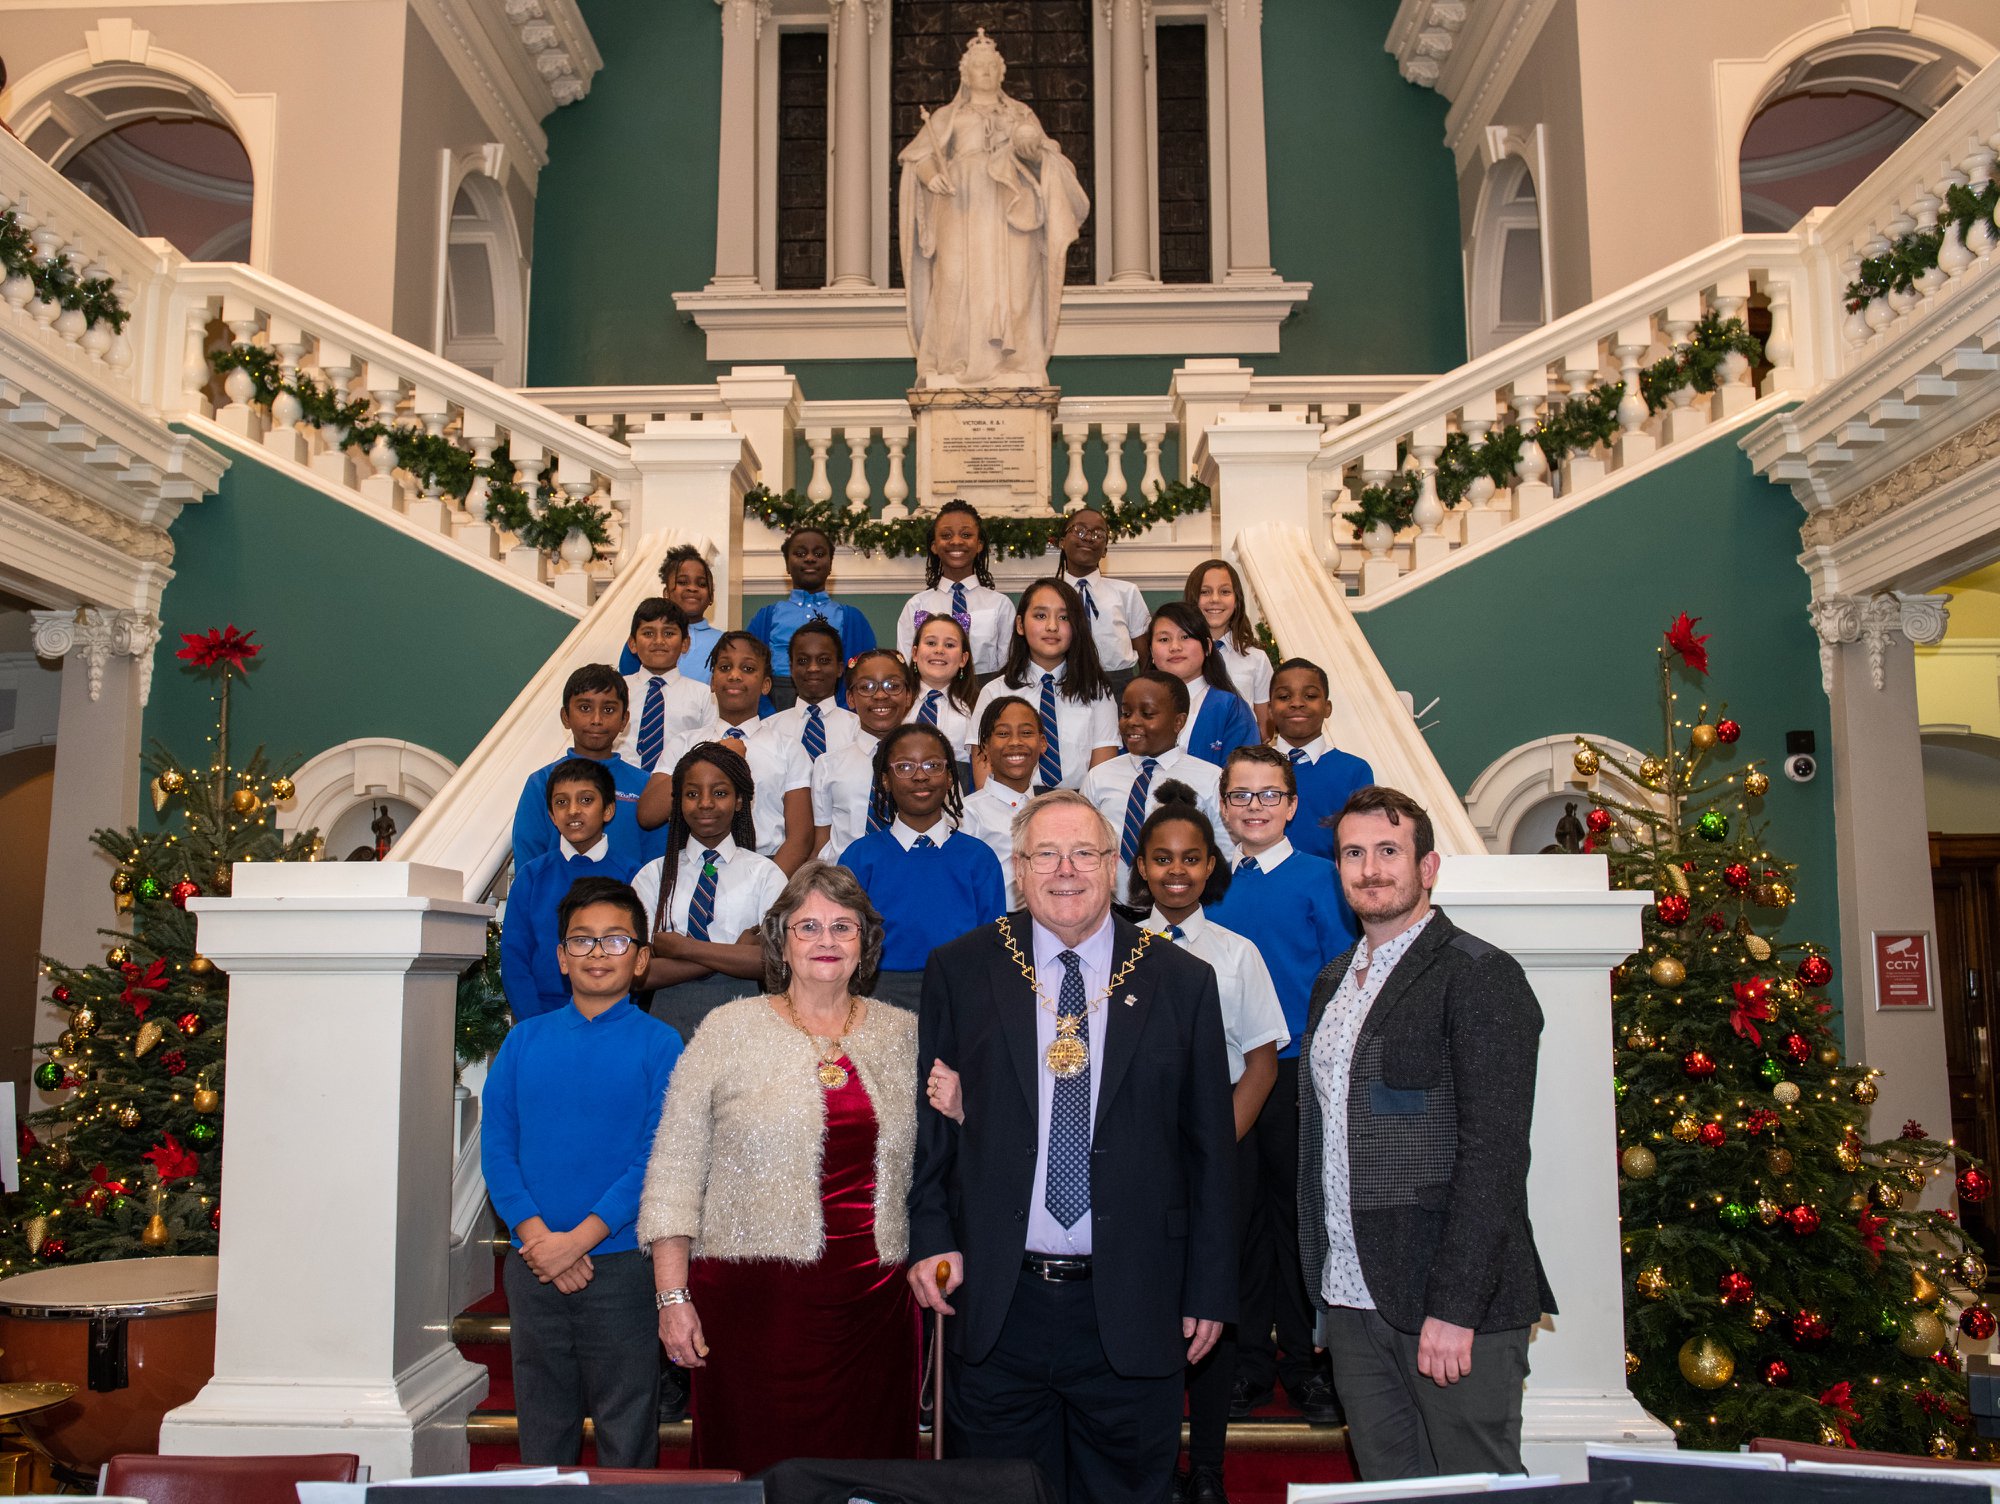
[931,1258,951,1459]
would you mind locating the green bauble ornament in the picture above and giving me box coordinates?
[107,1195,131,1214]
[1613,1077,1627,1102]
[1759,1058,1784,1084]
[1877,1306,1905,1340]
[31,1061,62,1091]
[1696,811,1729,842]
[135,875,165,904]
[1718,1201,1751,1231]
[186,1121,219,1148]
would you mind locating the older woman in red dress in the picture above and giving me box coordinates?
[638,860,920,1474]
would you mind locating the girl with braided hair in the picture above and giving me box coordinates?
[895,500,1016,678]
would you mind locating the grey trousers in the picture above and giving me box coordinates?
[505,1247,661,1468]
[1320,1305,1530,1480]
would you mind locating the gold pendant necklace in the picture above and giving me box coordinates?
[995,917,1151,1078]
[782,992,859,1090]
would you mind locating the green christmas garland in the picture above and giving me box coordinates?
[208,344,612,558]
[1341,316,1760,539]
[0,209,130,332]
[744,477,1212,559]
[1844,181,1999,311]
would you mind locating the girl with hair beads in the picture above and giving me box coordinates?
[1146,599,1259,767]
[631,741,787,1042]
[957,695,1045,907]
[969,577,1118,791]
[836,722,1004,1012]
[895,500,1016,676]
[1188,557,1272,740]
[905,611,978,776]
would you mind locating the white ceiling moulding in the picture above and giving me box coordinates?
[1386,0,1467,88]
[1382,0,1557,171]
[672,280,1313,363]
[408,0,603,189]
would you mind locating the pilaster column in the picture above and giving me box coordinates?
[1106,0,1156,285]
[1811,591,1954,1147]
[711,0,768,290]
[628,421,757,628]
[828,0,878,288]
[716,365,804,493]
[1216,0,1276,282]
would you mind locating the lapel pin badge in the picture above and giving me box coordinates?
[1123,993,1137,1007]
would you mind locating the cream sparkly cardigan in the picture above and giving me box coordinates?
[636,996,918,1264]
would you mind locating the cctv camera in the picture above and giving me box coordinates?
[1784,753,1816,784]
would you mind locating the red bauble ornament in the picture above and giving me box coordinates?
[1960,1305,1997,1341]
[1724,863,1752,890]
[1958,1168,1993,1204]
[209,1205,221,1232]
[1716,720,1741,744]
[175,1011,205,1037]
[168,879,200,910]
[16,1125,35,1158]
[1763,1358,1791,1386]
[1705,913,1728,933]
[1683,1049,1718,1080]
[1586,808,1612,834]
[38,1237,66,1261]
[1699,1122,1727,1148]
[1718,1271,1755,1305]
[1656,895,1691,926]
[1784,1033,1811,1065]
[1747,1108,1780,1135]
[1798,954,1833,988]
[1790,1309,1830,1344]
[51,986,69,1005]
[1786,1203,1821,1236]
[160,1050,187,1077]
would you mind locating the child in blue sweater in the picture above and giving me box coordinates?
[512,665,667,871]
[1144,600,1259,768]
[837,722,1005,1012]
[1269,657,1374,867]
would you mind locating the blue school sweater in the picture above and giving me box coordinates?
[747,592,878,678]
[1186,688,1260,767]
[512,751,667,871]
[499,841,641,1020]
[1287,744,1376,865]
[1208,844,1357,1058]
[841,826,1007,973]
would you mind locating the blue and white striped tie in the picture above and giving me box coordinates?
[918,689,941,726]
[1119,758,1158,868]
[803,704,827,761]
[636,677,667,773]
[1037,672,1063,788]
[685,848,720,941]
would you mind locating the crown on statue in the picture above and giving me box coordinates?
[965,27,999,57]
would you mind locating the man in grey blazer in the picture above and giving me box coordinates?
[1299,784,1553,1479]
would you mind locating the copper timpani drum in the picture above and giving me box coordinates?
[0,1255,217,1475]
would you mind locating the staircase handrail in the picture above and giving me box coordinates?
[391,527,699,898]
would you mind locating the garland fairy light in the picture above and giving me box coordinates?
[0,210,131,332]
[1843,180,1999,312]
[1340,314,1762,539]
[208,345,612,559]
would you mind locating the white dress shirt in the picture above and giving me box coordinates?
[631,834,787,943]
[897,582,1018,675]
[1025,913,1115,1256]
[971,664,1118,791]
[1176,677,1211,755]
[1213,639,1272,707]
[960,780,1033,907]
[616,668,713,767]
[560,833,611,863]
[810,733,886,859]
[1064,571,1148,673]
[1143,905,1287,1083]
[661,719,810,861]
[761,695,861,761]
[1277,733,1332,764]
[1311,910,1435,1309]
[1078,747,1237,900]
[905,685,976,766]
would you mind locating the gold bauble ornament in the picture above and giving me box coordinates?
[1678,1334,1735,1389]
[188,955,215,977]
[1621,1145,1658,1180]
[1913,1268,1941,1305]
[1743,934,1772,963]
[1960,1254,1989,1292]
[1650,957,1687,988]
[1756,1198,1782,1226]
[1626,1349,1641,1376]
[1664,864,1690,896]
[134,1020,165,1058]
[115,893,134,913]
[105,946,129,967]
[158,768,186,795]
[1869,1180,1904,1211]
[1904,1167,1926,1190]
[1766,1147,1795,1176]
[149,776,170,814]
[1899,1310,1947,1357]
[1748,1306,1774,1331]
[56,1032,76,1053]
[24,1216,47,1255]
[1930,1434,1960,1461]
[231,788,261,815]
[1672,1115,1701,1143]
[1636,1266,1670,1301]
[110,870,133,896]
[1818,1046,1841,1066]
[1573,746,1600,777]
[1744,770,1771,797]
[1846,1191,1868,1212]
[1691,724,1718,752]
[140,1214,170,1249]
[114,1104,141,1130]
[271,776,296,802]
[70,1006,97,1038]
[192,1088,220,1114]
[1773,1081,1801,1105]
[1852,1077,1879,1105]
[1639,757,1667,787]
[1835,1140,1861,1172]
[1818,1424,1845,1448]
[1626,1026,1658,1052]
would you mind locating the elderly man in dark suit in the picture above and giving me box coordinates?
[1300,784,1553,1479]
[909,789,1236,1504]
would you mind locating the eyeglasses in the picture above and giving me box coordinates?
[1223,789,1294,808]
[561,934,639,956]
[889,758,951,777]
[1022,847,1109,873]
[853,679,906,695]
[1066,527,1108,543]
[790,918,863,941]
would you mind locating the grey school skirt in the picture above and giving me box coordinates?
[648,972,761,1044]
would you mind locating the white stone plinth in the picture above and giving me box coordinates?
[162,862,493,1479]
[911,386,1058,516]
[629,420,756,627]
[1197,411,1324,539]
[1432,853,1674,1478]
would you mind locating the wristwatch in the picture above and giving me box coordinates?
[655,1287,693,1310]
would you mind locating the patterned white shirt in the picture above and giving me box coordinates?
[1311,909,1435,1310]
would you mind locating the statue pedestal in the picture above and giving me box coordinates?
[909,386,1057,516]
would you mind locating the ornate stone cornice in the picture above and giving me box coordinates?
[0,453,174,566]
[1386,0,1467,88]
[30,606,159,704]
[1810,591,1950,694]
[717,0,775,41]
[1799,410,2000,551]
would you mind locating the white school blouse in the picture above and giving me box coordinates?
[905,686,977,766]
[761,695,862,761]
[896,582,1017,676]
[809,734,884,860]
[1064,571,1149,674]
[615,669,714,766]
[959,780,1033,908]
[1078,746,1237,900]
[970,664,1118,791]
[1213,638,1272,707]
[1143,904,1289,1083]
[631,835,787,942]
[661,719,810,860]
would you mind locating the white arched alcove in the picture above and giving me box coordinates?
[1,23,278,269]
[1466,126,1552,359]
[1463,732,1655,856]
[275,738,458,860]
[435,145,528,386]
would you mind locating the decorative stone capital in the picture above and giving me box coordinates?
[30,607,160,705]
[1809,591,1949,693]
[1387,0,1466,87]
[718,0,773,39]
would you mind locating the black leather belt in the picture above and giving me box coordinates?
[1022,1253,1093,1281]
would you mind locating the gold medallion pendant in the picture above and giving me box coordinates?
[1045,1015,1089,1079]
[816,1058,850,1090]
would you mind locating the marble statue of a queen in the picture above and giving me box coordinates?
[899,29,1090,389]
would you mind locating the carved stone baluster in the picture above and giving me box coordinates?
[881,426,913,519]
[216,297,267,440]
[1558,341,1608,493]
[459,414,502,560]
[1061,424,1089,510]
[1509,370,1554,516]
[1938,159,1977,284]
[403,385,453,533]
[1138,423,1167,501]
[359,363,406,509]
[1407,420,1450,572]
[843,429,873,515]
[1762,278,1799,394]
[1911,184,1945,302]
[1457,392,1507,547]
[505,438,550,584]
[1658,295,1706,446]
[311,344,359,488]
[264,318,309,465]
[804,428,834,503]
[182,306,216,420]
[1100,424,1130,510]
[78,264,115,364]
[1709,275,1755,419]
[1857,227,1895,334]
[552,456,601,605]
[1357,445,1402,595]
[1966,146,1997,261]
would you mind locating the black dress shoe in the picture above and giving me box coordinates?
[1291,1372,1343,1425]
[1228,1375,1274,1419]
[658,1362,689,1423]
[1188,1465,1230,1504]
[1170,1468,1192,1504]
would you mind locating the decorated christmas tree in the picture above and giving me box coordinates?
[1,625,318,1270]
[1585,616,1992,1457]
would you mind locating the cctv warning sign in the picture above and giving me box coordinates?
[1873,933,1934,1011]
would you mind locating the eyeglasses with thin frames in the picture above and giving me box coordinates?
[1022,847,1109,874]
[790,918,863,941]
[561,934,640,957]
[889,759,951,778]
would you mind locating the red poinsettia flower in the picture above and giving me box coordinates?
[1728,992,1774,1046]
[120,958,168,1018]
[1664,613,1710,676]
[1817,1381,1859,1447]
[1857,1208,1887,1257]
[175,624,260,670]
[142,1135,200,1182]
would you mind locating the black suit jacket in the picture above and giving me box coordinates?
[1297,908,1555,1336]
[908,912,1237,1377]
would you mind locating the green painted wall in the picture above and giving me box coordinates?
[144,441,575,780]
[526,0,1464,394]
[1353,433,1846,1017]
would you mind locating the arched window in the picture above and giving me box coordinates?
[440,173,526,386]
[1467,155,1547,359]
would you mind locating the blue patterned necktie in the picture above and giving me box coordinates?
[1119,757,1158,867]
[1288,746,1309,767]
[723,725,746,743]
[913,833,935,849]
[1238,855,1260,875]
[950,581,968,618]
[636,677,668,773]
[1167,923,1185,941]
[803,704,827,761]
[866,785,888,834]
[1036,671,1063,788]
[918,688,941,725]
[1044,950,1091,1228]
[685,848,720,941]
[1078,578,1098,620]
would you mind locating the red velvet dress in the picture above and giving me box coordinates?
[687,1057,921,1474]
